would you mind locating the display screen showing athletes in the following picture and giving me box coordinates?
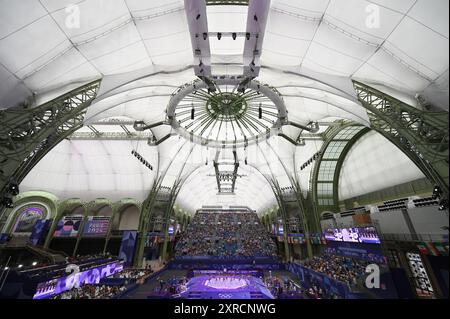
[324,227,381,244]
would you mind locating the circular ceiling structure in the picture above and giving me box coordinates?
[167,78,287,148]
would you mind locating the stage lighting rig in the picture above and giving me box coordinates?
[7,182,19,196]
[131,150,153,170]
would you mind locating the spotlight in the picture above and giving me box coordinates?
[217,32,222,40]
[1,196,13,208]
[7,183,19,196]
[232,32,237,40]
[438,198,448,211]
[432,186,442,199]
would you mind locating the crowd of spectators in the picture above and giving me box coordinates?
[323,247,387,264]
[110,269,153,283]
[264,274,342,299]
[50,284,127,299]
[302,254,371,286]
[304,278,342,299]
[152,276,188,296]
[175,212,277,259]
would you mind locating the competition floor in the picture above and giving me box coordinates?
[180,275,274,299]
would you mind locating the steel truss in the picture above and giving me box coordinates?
[353,81,449,197]
[311,82,449,217]
[206,0,248,5]
[0,80,101,207]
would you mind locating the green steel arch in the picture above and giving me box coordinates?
[311,82,449,218]
[0,80,101,213]
[353,81,449,197]
[311,122,370,216]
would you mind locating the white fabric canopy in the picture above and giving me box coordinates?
[339,131,425,200]
[20,139,158,201]
[3,0,445,213]
[1,0,447,109]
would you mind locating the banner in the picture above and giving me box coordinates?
[83,216,110,237]
[53,216,83,237]
[0,233,10,244]
[118,231,138,266]
[28,219,51,246]
[417,242,448,256]
[287,233,305,244]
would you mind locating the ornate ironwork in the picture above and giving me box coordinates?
[353,81,449,197]
[0,80,101,207]
[167,78,287,148]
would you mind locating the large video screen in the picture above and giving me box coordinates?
[53,216,83,237]
[83,216,110,236]
[13,206,45,233]
[33,261,123,299]
[324,226,381,244]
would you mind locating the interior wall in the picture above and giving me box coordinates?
[118,205,140,231]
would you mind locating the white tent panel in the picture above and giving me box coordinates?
[20,139,158,201]
[0,0,47,39]
[338,131,425,200]
[408,0,449,38]
[0,15,68,74]
[325,0,408,40]
[383,17,448,80]
[22,48,97,91]
[176,164,276,214]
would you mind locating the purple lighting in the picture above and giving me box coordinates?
[204,276,249,290]
[33,261,124,299]
[180,274,274,299]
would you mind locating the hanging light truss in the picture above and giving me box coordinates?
[167,77,289,148]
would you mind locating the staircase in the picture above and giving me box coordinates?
[5,235,29,247]
[25,245,68,264]
[186,291,202,299]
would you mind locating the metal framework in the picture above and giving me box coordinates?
[206,0,249,5]
[0,80,101,208]
[167,77,288,148]
[353,81,449,197]
[311,122,370,214]
[212,150,241,194]
[311,82,449,217]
